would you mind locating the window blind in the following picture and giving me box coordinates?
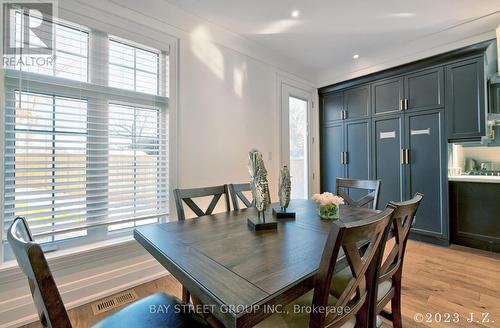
[2,9,169,254]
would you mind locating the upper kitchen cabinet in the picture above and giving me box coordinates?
[322,91,343,122]
[343,85,370,120]
[372,67,444,116]
[445,57,486,141]
[404,67,444,111]
[372,76,404,115]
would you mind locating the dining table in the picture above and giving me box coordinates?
[134,199,379,328]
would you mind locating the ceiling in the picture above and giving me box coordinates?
[164,0,500,85]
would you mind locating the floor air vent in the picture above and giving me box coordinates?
[91,290,139,315]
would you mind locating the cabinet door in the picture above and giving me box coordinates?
[491,83,500,114]
[445,57,485,140]
[373,115,405,209]
[322,92,343,122]
[372,77,404,115]
[345,120,371,201]
[405,110,448,239]
[405,67,444,111]
[321,122,345,193]
[344,85,370,120]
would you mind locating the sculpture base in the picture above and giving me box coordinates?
[247,216,277,231]
[272,207,296,219]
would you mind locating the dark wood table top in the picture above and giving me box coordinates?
[134,199,379,328]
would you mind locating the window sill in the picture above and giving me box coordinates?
[0,235,143,280]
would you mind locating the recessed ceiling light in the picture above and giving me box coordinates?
[353,54,360,59]
[291,10,300,18]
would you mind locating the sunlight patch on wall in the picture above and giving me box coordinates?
[191,26,224,80]
[233,63,247,98]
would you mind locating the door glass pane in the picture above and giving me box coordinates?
[289,96,308,199]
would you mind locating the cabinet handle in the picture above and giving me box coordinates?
[343,110,348,120]
[404,99,409,110]
[340,152,344,164]
[401,149,405,165]
[405,149,410,165]
[344,151,348,165]
[399,99,404,111]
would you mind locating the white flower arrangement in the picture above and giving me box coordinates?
[312,192,344,219]
[312,192,344,206]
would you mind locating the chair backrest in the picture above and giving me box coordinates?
[336,178,381,210]
[310,207,394,328]
[174,185,230,220]
[7,217,72,328]
[227,183,253,210]
[378,193,423,284]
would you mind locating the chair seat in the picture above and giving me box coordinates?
[330,267,392,302]
[254,290,356,328]
[92,293,210,328]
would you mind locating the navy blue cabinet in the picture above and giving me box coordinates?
[322,85,370,123]
[405,67,444,111]
[344,85,370,120]
[372,67,444,116]
[322,92,343,123]
[405,110,448,239]
[320,43,491,245]
[445,57,486,140]
[321,122,345,193]
[372,77,404,115]
[371,110,448,240]
[345,120,371,200]
[320,119,371,194]
[372,115,405,208]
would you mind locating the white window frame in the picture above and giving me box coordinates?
[0,17,178,264]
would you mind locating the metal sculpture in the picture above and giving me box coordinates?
[248,149,271,217]
[278,165,291,212]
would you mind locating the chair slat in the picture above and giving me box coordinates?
[228,183,253,210]
[174,185,230,220]
[336,178,381,210]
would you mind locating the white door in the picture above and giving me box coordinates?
[281,84,313,199]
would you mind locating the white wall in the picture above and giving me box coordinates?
[0,1,316,326]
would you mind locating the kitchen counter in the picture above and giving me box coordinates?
[448,175,500,183]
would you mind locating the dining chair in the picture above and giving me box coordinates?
[336,178,381,210]
[7,217,210,328]
[173,185,230,304]
[227,183,253,210]
[255,207,394,328]
[174,185,230,221]
[370,193,423,328]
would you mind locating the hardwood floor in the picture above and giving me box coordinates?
[22,240,500,328]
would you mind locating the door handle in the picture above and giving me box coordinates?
[341,110,347,120]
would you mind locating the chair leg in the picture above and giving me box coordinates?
[182,286,191,303]
[391,274,403,328]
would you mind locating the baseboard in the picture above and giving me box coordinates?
[409,232,450,247]
[0,242,168,328]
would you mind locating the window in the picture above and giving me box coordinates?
[2,14,169,262]
[109,39,159,95]
[7,92,88,243]
[4,8,89,81]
